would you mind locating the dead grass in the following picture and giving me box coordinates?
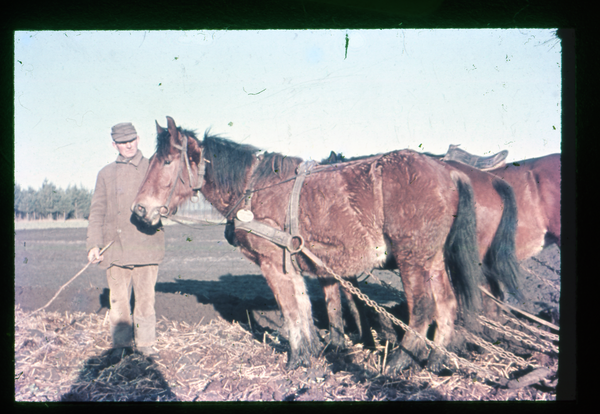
[14,305,557,401]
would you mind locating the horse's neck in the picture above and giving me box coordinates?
[200,158,259,217]
[198,184,238,218]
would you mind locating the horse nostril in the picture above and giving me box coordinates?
[133,204,146,218]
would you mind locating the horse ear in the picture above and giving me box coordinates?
[166,116,182,145]
[156,120,165,135]
[187,136,202,163]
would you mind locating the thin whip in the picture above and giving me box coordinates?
[26,241,114,319]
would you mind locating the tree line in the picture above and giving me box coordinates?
[14,179,93,221]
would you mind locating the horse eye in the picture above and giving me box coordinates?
[164,159,171,165]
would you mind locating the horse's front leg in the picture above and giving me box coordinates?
[260,257,322,369]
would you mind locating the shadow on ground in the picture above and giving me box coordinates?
[60,346,177,401]
[154,273,407,338]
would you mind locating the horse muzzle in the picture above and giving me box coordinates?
[131,202,162,226]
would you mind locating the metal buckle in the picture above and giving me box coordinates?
[159,205,170,217]
[288,235,304,254]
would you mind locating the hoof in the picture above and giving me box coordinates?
[286,352,312,370]
[385,348,419,373]
[284,327,324,370]
[426,349,455,375]
[328,327,347,350]
[385,331,429,373]
[285,337,320,370]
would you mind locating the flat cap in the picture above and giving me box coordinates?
[111,122,138,143]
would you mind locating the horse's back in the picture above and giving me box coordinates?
[297,150,459,274]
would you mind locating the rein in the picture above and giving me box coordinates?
[158,132,343,258]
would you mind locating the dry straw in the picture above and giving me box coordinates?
[14,305,556,401]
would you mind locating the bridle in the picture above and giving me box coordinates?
[159,131,206,217]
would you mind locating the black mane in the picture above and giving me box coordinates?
[199,133,305,198]
[202,135,260,197]
[156,125,304,197]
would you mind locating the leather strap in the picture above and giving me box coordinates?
[234,218,303,253]
[284,160,318,273]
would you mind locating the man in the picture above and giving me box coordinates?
[87,122,165,359]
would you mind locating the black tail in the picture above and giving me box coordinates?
[444,172,486,329]
[482,179,523,302]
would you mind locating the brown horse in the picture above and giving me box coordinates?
[424,150,561,255]
[325,152,559,362]
[319,153,525,362]
[326,149,560,257]
[132,117,515,371]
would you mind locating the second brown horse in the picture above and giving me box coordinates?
[324,151,560,368]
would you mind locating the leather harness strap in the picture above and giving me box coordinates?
[233,218,304,254]
[284,160,318,273]
[287,160,318,235]
[233,160,318,274]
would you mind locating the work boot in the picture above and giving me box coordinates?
[443,144,508,170]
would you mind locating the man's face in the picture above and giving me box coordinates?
[112,136,139,159]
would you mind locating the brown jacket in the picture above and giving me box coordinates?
[86,150,165,269]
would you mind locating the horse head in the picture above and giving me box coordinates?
[131,116,205,226]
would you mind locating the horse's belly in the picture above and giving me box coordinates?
[306,232,391,277]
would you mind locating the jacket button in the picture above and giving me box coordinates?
[117,229,121,234]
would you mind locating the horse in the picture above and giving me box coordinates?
[326,148,561,259]
[487,154,561,254]
[324,151,560,358]
[132,116,518,372]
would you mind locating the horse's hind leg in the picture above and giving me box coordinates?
[426,250,459,372]
[318,277,376,349]
[318,277,346,349]
[260,260,321,369]
[341,279,378,348]
[386,260,437,372]
[340,282,363,341]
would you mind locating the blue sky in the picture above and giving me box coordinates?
[14,29,561,191]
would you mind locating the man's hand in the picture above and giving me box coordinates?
[88,247,104,264]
